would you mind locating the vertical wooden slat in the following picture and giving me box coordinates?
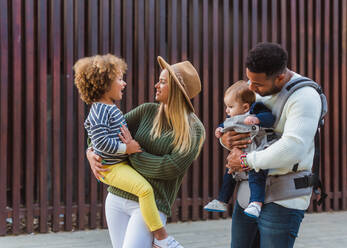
[271,0,278,42]
[169,0,179,222]
[169,0,178,63]
[242,0,249,78]
[157,0,166,60]
[251,0,258,47]
[51,0,62,232]
[332,0,339,211]
[261,0,268,41]
[123,0,133,112]
[211,0,220,221]
[64,0,74,231]
[280,0,287,50]
[147,0,155,102]
[12,0,22,235]
[290,0,297,71]
[307,0,314,78]
[191,0,201,221]
[111,0,121,56]
[307,0,314,213]
[201,0,210,220]
[38,0,48,233]
[88,0,98,229]
[25,0,35,234]
[222,0,230,218]
[299,0,306,75]
[314,0,323,212]
[135,0,145,105]
[75,0,86,230]
[323,0,331,211]
[0,0,9,236]
[233,0,240,82]
[100,0,110,229]
[180,0,189,222]
[341,0,347,211]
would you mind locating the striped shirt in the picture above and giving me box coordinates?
[84,102,128,164]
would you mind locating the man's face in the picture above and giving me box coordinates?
[246,68,283,96]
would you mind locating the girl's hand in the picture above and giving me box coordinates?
[86,148,109,180]
[118,125,133,144]
[118,125,142,154]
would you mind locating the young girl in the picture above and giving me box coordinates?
[204,80,277,218]
[74,54,181,247]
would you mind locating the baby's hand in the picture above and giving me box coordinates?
[125,140,142,154]
[244,116,260,125]
[215,127,223,138]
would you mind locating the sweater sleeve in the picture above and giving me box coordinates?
[129,123,205,180]
[247,88,321,171]
[88,106,126,155]
[124,103,157,135]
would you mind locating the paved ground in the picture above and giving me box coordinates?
[1,211,347,248]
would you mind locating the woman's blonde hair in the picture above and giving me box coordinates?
[73,54,127,104]
[150,73,205,156]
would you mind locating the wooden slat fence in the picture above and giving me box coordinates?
[0,0,346,235]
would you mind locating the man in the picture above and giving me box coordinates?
[221,42,322,248]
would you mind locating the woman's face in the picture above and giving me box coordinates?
[155,69,169,104]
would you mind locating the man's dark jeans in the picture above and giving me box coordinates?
[231,201,305,248]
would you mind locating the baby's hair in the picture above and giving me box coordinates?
[224,80,255,105]
[73,54,127,104]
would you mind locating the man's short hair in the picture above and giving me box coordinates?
[245,42,288,77]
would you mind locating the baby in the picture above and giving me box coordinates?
[204,80,276,218]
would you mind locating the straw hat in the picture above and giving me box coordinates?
[157,56,201,112]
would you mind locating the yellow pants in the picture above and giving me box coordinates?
[100,161,163,232]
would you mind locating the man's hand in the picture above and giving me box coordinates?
[86,148,109,180]
[226,148,250,173]
[220,130,252,150]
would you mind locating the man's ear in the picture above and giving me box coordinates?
[243,103,250,112]
[277,73,286,83]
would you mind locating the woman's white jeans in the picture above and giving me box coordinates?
[105,193,167,248]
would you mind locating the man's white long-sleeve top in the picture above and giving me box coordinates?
[246,73,322,210]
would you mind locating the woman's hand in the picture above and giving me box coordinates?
[220,130,252,150]
[226,148,250,173]
[86,148,109,180]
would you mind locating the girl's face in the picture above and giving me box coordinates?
[104,74,126,102]
[224,94,249,117]
[155,69,169,104]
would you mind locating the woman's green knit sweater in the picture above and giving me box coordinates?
[108,103,205,216]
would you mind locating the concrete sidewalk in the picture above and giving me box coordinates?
[1,211,347,248]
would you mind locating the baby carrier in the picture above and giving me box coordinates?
[236,77,328,208]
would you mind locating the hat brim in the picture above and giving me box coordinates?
[157,56,195,112]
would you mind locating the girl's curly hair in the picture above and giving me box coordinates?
[73,54,127,104]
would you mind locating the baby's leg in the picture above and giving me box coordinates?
[100,161,163,232]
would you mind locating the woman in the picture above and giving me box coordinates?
[87,56,205,248]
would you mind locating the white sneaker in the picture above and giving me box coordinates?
[153,236,184,248]
[244,202,261,218]
[203,199,227,212]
